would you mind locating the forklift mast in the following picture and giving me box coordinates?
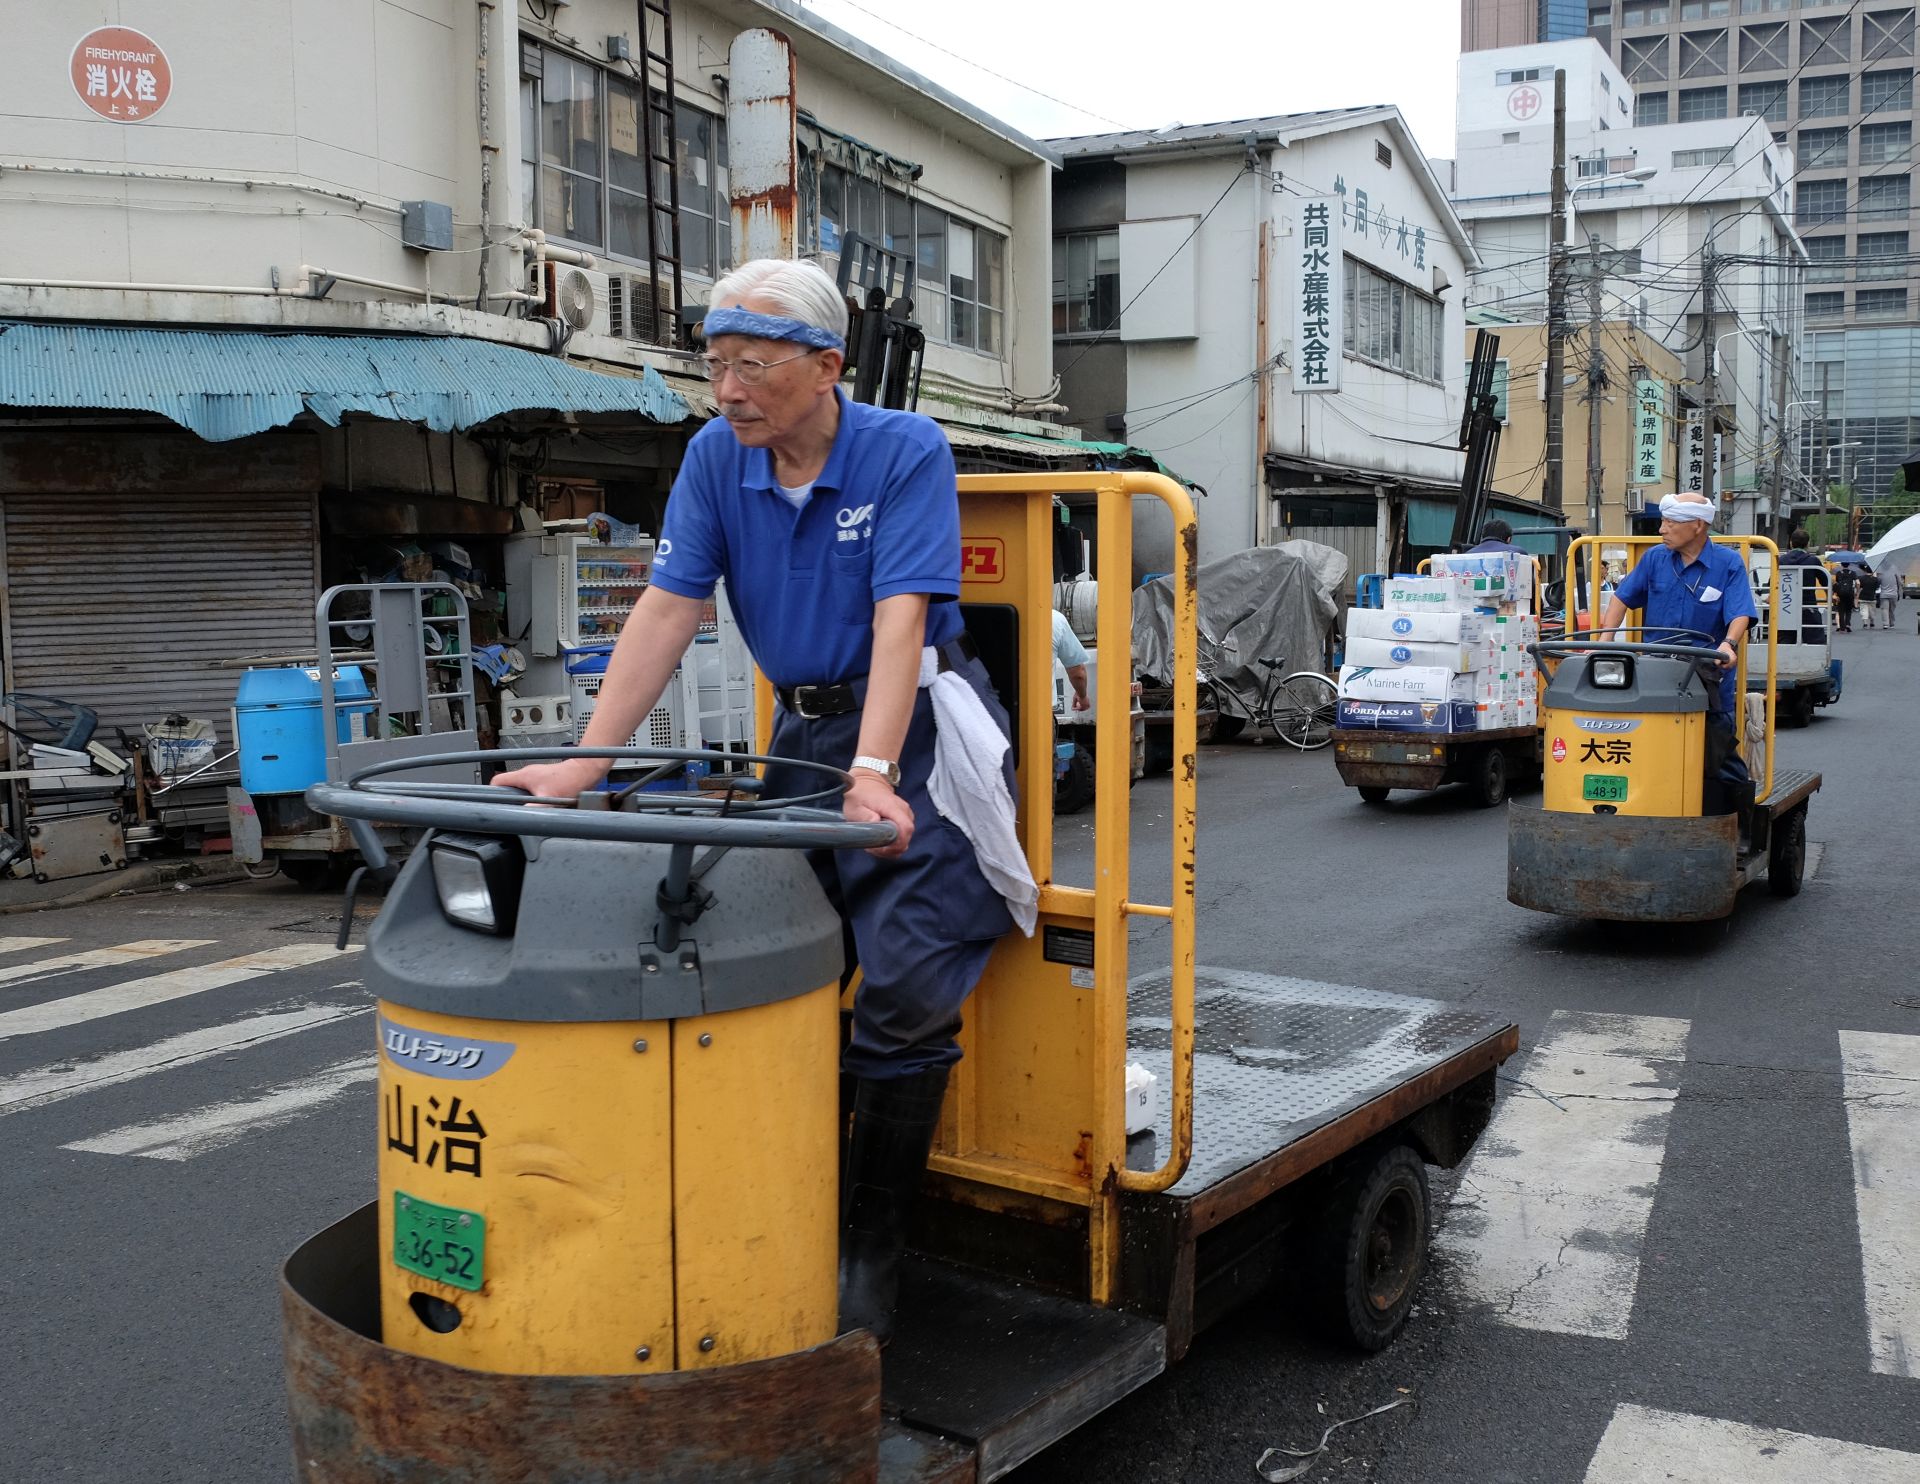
[1450,329,1504,552]
[833,232,927,412]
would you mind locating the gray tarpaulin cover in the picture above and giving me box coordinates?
[1132,543,1346,712]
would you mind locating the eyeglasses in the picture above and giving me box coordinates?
[698,349,818,385]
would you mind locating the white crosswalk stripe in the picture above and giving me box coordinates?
[0,939,213,989]
[0,943,357,1039]
[64,1055,376,1161]
[0,1002,370,1116]
[1437,1009,1689,1341]
[0,936,69,955]
[1839,1029,1920,1380]
[1583,1404,1920,1483]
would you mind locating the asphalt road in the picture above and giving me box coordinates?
[0,626,1912,1482]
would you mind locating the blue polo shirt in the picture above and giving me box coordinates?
[1614,540,1758,713]
[649,389,963,688]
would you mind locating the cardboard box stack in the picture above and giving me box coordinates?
[1337,552,1539,733]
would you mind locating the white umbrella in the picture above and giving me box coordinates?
[1865,512,1920,580]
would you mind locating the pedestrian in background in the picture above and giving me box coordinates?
[1859,566,1882,627]
[1834,564,1858,633]
[1875,566,1900,630]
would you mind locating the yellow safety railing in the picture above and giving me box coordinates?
[1565,534,1779,800]
[956,473,1197,1206]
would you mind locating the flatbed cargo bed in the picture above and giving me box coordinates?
[889,968,1518,1481]
[1333,725,1541,804]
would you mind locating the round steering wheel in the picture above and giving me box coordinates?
[1534,626,1729,672]
[305,746,897,851]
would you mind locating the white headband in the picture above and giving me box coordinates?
[1658,495,1718,523]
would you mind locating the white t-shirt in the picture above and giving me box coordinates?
[776,480,814,511]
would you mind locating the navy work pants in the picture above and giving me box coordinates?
[762,655,1015,1081]
[1704,709,1752,817]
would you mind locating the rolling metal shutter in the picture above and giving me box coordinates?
[1,489,318,752]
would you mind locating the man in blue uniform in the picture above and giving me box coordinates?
[497,259,1022,1344]
[1467,517,1527,555]
[1598,493,1758,816]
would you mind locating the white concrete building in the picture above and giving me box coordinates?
[1449,38,1807,533]
[0,0,1074,793]
[1050,108,1485,584]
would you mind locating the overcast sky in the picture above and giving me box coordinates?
[795,0,1464,160]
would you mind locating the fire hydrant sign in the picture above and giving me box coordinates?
[71,27,172,123]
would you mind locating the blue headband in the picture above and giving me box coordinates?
[703,305,845,350]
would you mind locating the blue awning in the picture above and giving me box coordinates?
[0,322,691,442]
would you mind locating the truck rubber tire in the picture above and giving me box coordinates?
[1472,746,1508,808]
[1309,1143,1431,1352]
[1054,743,1095,815]
[1768,806,1806,898]
[1791,688,1815,728]
[1357,785,1390,804]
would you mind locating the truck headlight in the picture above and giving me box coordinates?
[1591,658,1630,688]
[429,833,525,935]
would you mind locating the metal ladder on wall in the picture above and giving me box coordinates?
[639,0,686,347]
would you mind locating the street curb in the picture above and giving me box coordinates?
[0,857,259,915]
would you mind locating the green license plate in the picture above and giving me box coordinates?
[393,1191,485,1291]
[1582,774,1629,803]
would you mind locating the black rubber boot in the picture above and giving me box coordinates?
[838,1066,949,1347]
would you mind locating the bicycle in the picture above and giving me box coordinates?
[1212,654,1338,751]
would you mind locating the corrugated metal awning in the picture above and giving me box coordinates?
[0,322,692,442]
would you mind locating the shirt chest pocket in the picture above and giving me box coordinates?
[829,542,873,625]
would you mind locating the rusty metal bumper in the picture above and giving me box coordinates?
[1507,803,1737,922]
[282,1203,883,1483]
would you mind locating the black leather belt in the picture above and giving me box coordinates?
[777,632,978,719]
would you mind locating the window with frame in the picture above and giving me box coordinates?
[1740,0,1791,13]
[1680,29,1729,76]
[1797,177,1849,227]
[1341,258,1443,381]
[1578,155,1609,177]
[1860,120,1913,164]
[1864,9,1915,58]
[1804,290,1845,317]
[518,45,728,281]
[1679,0,1729,16]
[1622,2,1669,22]
[1678,86,1727,120]
[1052,230,1119,335]
[1798,126,1848,169]
[1739,80,1787,123]
[1803,234,1846,281]
[1859,174,1910,221]
[1740,21,1787,68]
[1496,67,1546,84]
[1799,74,1851,119]
[1861,68,1913,111]
[1856,231,1909,279]
[1672,145,1734,167]
[1635,90,1671,125]
[1590,6,1613,30]
[674,103,731,278]
[1623,35,1669,80]
[1801,15,1852,67]
[1856,288,1907,317]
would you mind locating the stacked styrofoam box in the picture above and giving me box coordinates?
[1338,555,1540,733]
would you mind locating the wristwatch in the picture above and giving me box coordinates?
[850,755,902,787]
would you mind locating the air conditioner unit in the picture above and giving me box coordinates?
[532,262,613,334]
[610,272,677,345]
[1624,488,1647,514]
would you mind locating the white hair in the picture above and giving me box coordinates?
[709,258,849,344]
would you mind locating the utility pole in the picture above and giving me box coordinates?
[1542,68,1568,515]
[1699,246,1718,513]
[1584,231,1606,538]
[1768,322,1789,542]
